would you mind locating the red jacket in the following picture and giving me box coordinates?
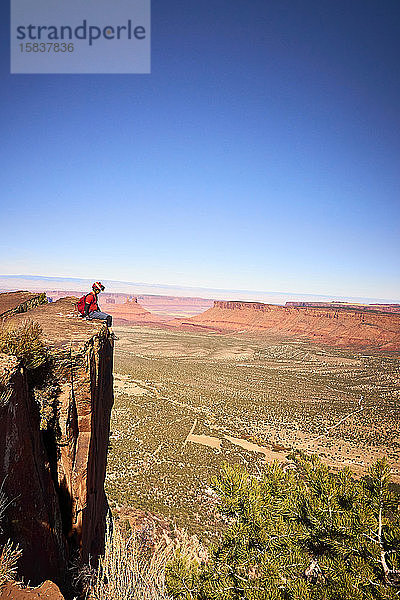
[85,292,99,313]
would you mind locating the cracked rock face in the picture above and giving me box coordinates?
[55,331,114,563]
[0,295,114,589]
[0,355,67,586]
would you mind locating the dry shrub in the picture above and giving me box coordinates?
[166,527,208,566]
[0,481,22,589]
[89,517,208,600]
[0,320,47,371]
[0,540,22,588]
[89,517,172,600]
[0,320,60,431]
[0,480,7,524]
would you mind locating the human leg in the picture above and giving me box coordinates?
[87,310,112,327]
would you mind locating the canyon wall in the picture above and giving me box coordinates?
[0,294,114,589]
[0,354,66,585]
[286,301,400,313]
[185,300,400,350]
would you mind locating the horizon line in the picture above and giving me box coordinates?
[0,274,399,305]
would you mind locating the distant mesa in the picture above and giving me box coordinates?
[101,296,162,325]
[137,294,214,320]
[286,301,400,313]
[43,292,159,324]
[178,300,400,351]
[42,290,214,322]
[3,288,399,350]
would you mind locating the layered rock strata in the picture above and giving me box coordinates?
[184,300,400,350]
[286,301,400,313]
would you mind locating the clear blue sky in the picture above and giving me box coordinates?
[1,1,399,300]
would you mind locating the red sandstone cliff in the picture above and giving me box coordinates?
[101,297,162,325]
[183,300,400,350]
[0,354,66,585]
[286,301,400,313]
[0,294,114,591]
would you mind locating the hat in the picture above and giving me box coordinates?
[92,281,105,292]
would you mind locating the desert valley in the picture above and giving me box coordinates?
[101,296,400,541]
[0,286,399,598]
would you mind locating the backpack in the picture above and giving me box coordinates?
[76,294,88,316]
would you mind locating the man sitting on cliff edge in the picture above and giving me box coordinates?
[82,281,118,339]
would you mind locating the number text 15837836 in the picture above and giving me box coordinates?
[19,42,74,52]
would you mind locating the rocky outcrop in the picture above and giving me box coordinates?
[0,295,114,589]
[0,580,64,600]
[54,327,114,563]
[0,355,66,586]
[184,300,400,351]
[0,291,47,320]
[103,297,162,325]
